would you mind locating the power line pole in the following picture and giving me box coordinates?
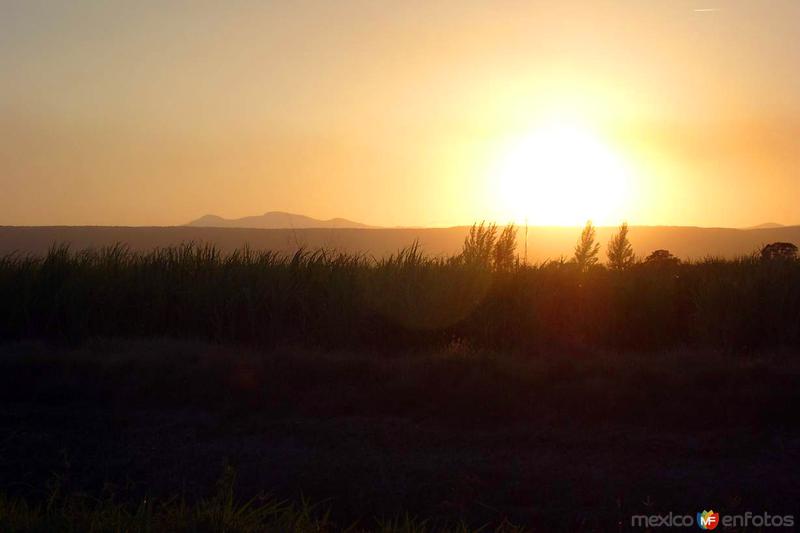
[524,217,528,265]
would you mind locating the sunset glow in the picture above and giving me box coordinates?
[490,120,632,226]
[2,2,800,228]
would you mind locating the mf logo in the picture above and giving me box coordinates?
[697,510,719,530]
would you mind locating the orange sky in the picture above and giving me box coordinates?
[2,1,799,227]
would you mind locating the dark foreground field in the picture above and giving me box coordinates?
[1,339,798,532]
[2,245,799,530]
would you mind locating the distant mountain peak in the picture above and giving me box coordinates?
[747,222,784,229]
[194,214,225,222]
[185,211,374,229]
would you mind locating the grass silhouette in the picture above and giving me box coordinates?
[1,242,799,351]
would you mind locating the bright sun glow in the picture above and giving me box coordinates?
[490,120,633,226]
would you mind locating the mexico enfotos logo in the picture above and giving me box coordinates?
[631,510,794,529]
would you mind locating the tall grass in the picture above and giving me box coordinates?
[1,243,799,351]
[0,466,526,532]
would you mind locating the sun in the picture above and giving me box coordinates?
[489,120,632,226]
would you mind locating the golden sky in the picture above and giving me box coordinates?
[2,0,799,227]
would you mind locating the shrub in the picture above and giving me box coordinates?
[761,242,798,260]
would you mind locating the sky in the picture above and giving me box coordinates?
[1,0,799,227]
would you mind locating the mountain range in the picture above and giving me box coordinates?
[187,212,791,233]
[186,211,373,229]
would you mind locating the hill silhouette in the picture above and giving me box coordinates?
[186,211,373,229]
[747,222,784,229]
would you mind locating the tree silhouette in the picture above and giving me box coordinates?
[606,221,635,270]
[644,249,680,265]
[460,222,497,266]
[493,223,518,271]
[761,242,798,260]
[460,222,518,271]
[573,220,600,270]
